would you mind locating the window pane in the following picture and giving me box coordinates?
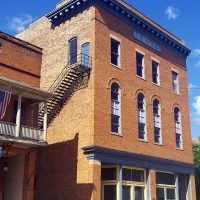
[156,172,175,185]
[135,186,145,200]
[136,53,144,77]
[81,43,90,67]
[104,185,117,200]
[172,71,178,92]
[69,38,77,65]
[154,127,160,143]
[176,133,181,148]
[123,185,131,200]
[111,83,119,100]
[138,94,144,110]
[122,168,145,182]
[111,115,120,133]
[166,188,175,200]
[111,54,118,66]
[138,122,145,140]
[122,168,132,181]
[132,170,145,182]
[111,39,120,66]
[156,188,165,200]
[152,61,159,84]
[111,39,119,53]
[101,168,117,181]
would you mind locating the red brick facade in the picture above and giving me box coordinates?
[10,0,197,199]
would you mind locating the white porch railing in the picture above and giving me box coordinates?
[20,125,43,140]
[0,121,16,136]
[0,121,44,141]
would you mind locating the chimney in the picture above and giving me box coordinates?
[56,0,71,9]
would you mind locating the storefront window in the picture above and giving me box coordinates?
[103,185,117,200]
[102,166,146,200]
[156,172,176,200]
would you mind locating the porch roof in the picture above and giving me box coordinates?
[0,76,53,102]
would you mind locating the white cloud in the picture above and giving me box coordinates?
[192,96,200,125]
[193,96,200,116]
[188,83,198,91]
[7,14,32,33]
[193,49,200,57]
[165,6,179,20]
[192,49,200,67]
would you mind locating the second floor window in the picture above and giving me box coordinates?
[152,61,159,85]
[137,93,146,140]
[68,37,77,65]
[153,99,161,144]
[172,71,179,93]
[111,38,120,67]
[111,83,120,134]
[81,42,90,67]
[136,52,144,78]
[174,107,182,149]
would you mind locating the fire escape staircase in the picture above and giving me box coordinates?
[38,54,91,127]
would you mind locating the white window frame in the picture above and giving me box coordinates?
[101,165,147,200]
[137,94,147,141]
[110,37,121,68]
[156,171,177,200]
[153,99,162,145]
[136,49,145,79]
[174,107,183,150]
[152,59,160,86]
[172,69,179,94]
[111,83,121,135]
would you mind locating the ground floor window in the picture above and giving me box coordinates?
[101,166,146,200]
[156,171,176,200]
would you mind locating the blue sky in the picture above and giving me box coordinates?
[1,0,200,138]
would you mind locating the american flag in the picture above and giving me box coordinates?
[0,90,11,120]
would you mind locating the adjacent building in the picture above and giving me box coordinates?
[0,0,196,199]
[0,32,52,200]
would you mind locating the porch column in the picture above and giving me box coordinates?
[119,165,123,200]
[187,175,191,200]
[175,174,179,200]
[43,100,47,141]
[15,94,22,137]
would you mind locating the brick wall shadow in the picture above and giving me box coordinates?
[34,134,93,200]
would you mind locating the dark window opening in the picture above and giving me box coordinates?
[156,172,175,186]
[101,168,117,181]
[136,52,144,77]
[152,61,159,84]
[111,39,120,66]
[68,37,77,65]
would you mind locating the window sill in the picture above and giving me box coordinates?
[138,139,148,143]
[176,147,184,151]
[152,82,161,88]
[111,132,123,137]
[154,143,163,146]
[110,63,122,69]
[136,75,146,81]
[172,91,180,96]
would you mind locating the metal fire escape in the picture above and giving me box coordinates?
[38,54,91,127]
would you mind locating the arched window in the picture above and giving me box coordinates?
[81,42,90,68]
[111,83,120,134]
[174,107,182,149]
[137,93,146,140]
[68,37,77,65]
[153,99,161,144]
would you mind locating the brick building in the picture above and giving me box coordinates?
[5,0,196,199]
[0,32,52,200]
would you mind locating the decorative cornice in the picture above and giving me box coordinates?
[82,145,194,174]
[47,0,191,56]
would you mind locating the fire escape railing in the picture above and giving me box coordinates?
[38,53,92,127]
